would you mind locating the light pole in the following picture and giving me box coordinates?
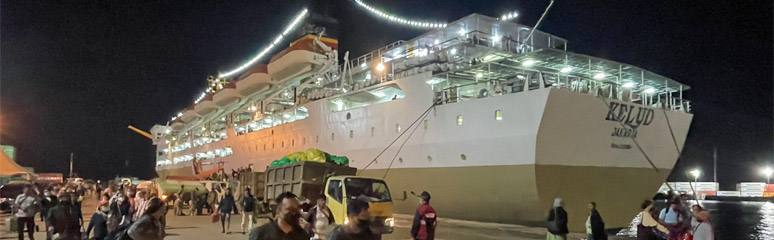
[762,167,773,184]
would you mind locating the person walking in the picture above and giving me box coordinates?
[240,188,257,234]
[41,186,59,240]
[248,192,309,240]
[218,187,238,234]
[327,199,379,240]
[587,202,607,240]
[690,205,713,240]
[188,188,200,216]
[13,185,39,240]
[306,195,335,239]
[133,190,149,222]
[637,200,668,240]
[47,193,82,240]
[546,198,569,240]
[127,197,166,240]
[411,191,437,240]
[173,193,184,216]
[85,201,110,240]
[108,191,132,233]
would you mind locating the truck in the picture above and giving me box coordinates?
[261,161,395,234]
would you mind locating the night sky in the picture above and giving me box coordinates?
[1,0,771,188]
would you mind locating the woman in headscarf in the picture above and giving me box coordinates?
[127,197,166,240]
[546,198,569,240]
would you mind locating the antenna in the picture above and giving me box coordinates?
[524,0,555,44]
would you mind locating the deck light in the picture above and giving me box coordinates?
[476,73,484,79]
[450,48,457,55]
[622,82,635,88]
[360,62,367,69]
[593,72,606,79]
[560,67,572,73]
[522,59,535,67]
[376,63,386,72]
[353,0,446,29]
[643,87,655,94]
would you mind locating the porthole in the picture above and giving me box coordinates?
[331,133,335,141]
[346,112,351,120]
[457,115,463,126]
[495,110,503,121]
[349,130,354,139]
[371,127,375,137]
[427,155,433,161]
[460,154,467,160]
[398,157,403,163]
[396,124,401,133]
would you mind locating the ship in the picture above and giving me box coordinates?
[149,11,693,231]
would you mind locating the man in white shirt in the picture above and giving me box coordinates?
[14,185,39,240]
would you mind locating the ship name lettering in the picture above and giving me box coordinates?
[605,102,655,129]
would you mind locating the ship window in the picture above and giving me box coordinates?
[424,120,428,129]
[327,180,343,203]
[396,124,401,133]
[331,133,335,141]
[460,154,467,160]
[292,139,295,147]
[281,141,284,148]
[328,83,405,112]
[398,157,403,163]
[427,156,433,161]
[272,142,275,149]
[271,130,274,135]
[349,130,354,139]
[303,137,306,145]
[371,127,375,137]
[264,144,266,150]
[346,112,351,120]
[316,135,319,143]
[457,115,463,126]
[495,110,503,121]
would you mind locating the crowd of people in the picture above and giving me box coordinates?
[544,197,714,240]
[11,180,167,240]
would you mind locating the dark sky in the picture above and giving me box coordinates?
[1,0,772,187]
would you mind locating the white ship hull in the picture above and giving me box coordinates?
[156,72,692,230]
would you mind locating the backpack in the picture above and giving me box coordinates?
[243,197,256,212]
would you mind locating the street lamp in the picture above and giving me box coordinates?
[690,169,701,182]
[762,167,773,183]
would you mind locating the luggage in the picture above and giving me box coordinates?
[4,217,17,233]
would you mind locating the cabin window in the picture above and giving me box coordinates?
[371,127,375,137]
[495,110,503,120]
[272,142,275,149]
[427,156,433,161]
[327,180,343,203]
[346,112,351,120]
[331,133,335,141]
[398,157,403,163]
[349,130,354,139]
[424,120,428,129]
[316,135,319,143]
[292,139,295,147]
[460,154,467,160]
[303,137,306,145]
[281,141,284,148]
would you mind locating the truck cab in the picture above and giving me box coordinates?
[325,176,394,233]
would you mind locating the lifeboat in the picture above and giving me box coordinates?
[171,119,184,130]
[236,63,272,98]
[180,105,198,123]
[267,35,338,83]
[213,81,240,108]
[194,94,218,116]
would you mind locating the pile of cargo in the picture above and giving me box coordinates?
[269,148,349,167]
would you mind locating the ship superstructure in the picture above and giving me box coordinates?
[150,13,693,231]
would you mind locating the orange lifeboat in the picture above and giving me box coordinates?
[194,93,218,116]
[267,35,338,83]
[213,81,240,108]
[171,118,184,130]
[236,63,272,97]
[180,105,198,123]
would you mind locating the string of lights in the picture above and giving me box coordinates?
[353,0,446,28]
[500,11,518,21]
[218,8,309,79]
